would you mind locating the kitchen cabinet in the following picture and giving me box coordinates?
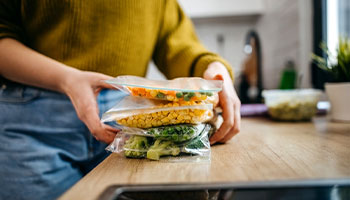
[60,116,350,200]
[178,0,265,18]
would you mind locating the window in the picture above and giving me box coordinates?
[327,0,350,57]
[312,0,349,89]
[338,0,350,37]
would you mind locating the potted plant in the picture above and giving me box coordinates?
[312,37,350,121]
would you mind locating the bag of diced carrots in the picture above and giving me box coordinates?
[105,75,222,102]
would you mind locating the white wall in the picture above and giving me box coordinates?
[145,17,257,81]
[192,18,257,78]
[178,0,265,18]
[256,0,313,89]
[146,0,313,89]
[146,17,258,81]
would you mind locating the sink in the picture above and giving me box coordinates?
[98,179,350,200]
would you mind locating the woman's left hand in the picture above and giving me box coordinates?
[203,62,241,145]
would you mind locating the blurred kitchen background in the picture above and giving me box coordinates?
[146,0,349,103]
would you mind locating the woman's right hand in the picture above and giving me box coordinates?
[61,70,118,144]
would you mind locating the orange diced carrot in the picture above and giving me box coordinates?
[167,90,176,96]
[131,88,138,96]
[138,88,146,96]
[159,90,167,94]
[145,92,152,98]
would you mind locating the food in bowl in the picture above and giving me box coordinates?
[262,89,322,121]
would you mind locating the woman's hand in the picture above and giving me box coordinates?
[203,62,241,144]
[61,70,118,144]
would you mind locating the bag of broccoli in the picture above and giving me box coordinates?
[106,124,213,162]
[105,75,222,102]
[101,96,213,128]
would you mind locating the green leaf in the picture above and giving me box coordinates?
[312,37,350,82]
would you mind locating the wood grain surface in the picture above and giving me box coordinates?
[60,117,350,200]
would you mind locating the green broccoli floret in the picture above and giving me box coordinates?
[124,135,151,158]
[146,139,180,160]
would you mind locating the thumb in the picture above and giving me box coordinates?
[91,73,116,90]
[98,79,116,90]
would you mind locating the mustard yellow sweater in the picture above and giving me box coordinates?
[0,0,233,79]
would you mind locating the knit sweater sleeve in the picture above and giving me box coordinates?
[152,0,234,80]
[0,0,25,42]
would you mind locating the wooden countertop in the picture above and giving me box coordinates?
[60,117,350,200]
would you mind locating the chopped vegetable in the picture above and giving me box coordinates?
[126,87,212,102]
[187,92,195,97]
[146,139,181,160]
[176,92,183,98]
[206,92,213,97]
[183,94,191,101]
[116,101,212,128]
[146,124,197,142]
[267,101,318,121]
[184,134,205,150]
[115,124,212,161]
[182,124,212,155]
[124,135,152,158]
[156,92,166,99]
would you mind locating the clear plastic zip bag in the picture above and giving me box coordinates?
[106,123,213,162]
[101,96,214,128]
[105,75,223,102]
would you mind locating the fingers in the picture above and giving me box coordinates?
[98,80,117,90]
[104,124,120,133]
[203,62,241,145]
[81,105,117,144]
[209,93,234,145]
[85,71,116,90]
[73,90,116,144]
[66,71,118,144]
[219,101,241,143]
[89,124,117,144]
[209,89,241,145]
[94,73,116,89]
[88,73,116,96]
[100,124,119,143]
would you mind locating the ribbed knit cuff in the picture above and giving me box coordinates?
[0,33,21,42]
[192,54,234,81]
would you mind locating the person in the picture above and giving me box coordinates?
[0,1,241,199]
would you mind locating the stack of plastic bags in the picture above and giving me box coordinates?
[101,76,222,161]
